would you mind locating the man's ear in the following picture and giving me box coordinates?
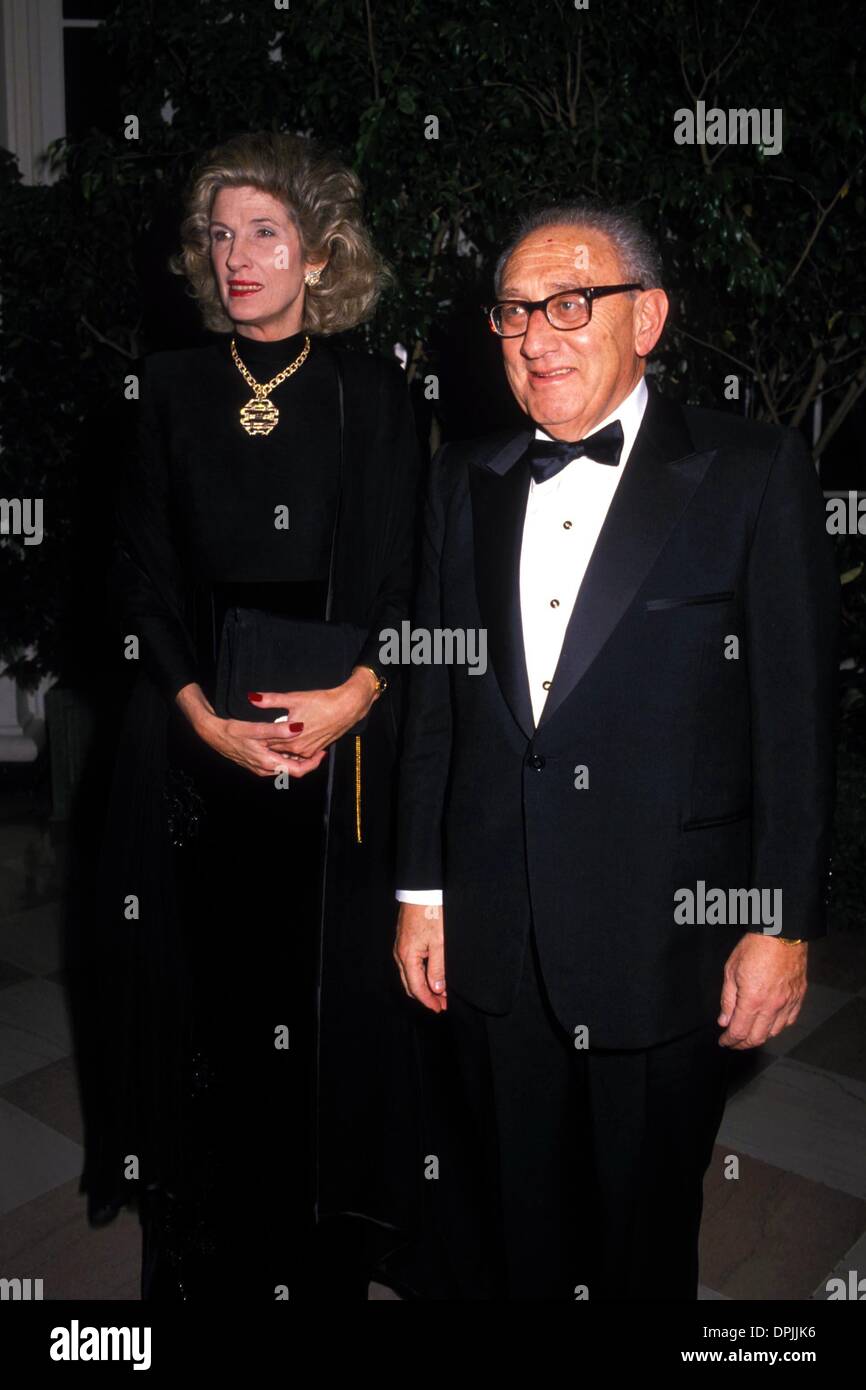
[634,289,669,358]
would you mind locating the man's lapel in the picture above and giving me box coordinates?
[469,428,535,738]
[468,386,718,741]
[537,384,717,730]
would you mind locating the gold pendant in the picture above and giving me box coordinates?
[239,395,279,436]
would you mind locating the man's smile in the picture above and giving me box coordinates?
[527,364,577,383]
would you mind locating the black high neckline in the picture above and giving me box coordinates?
[229,329,311,370]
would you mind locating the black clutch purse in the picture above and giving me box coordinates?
[214,607,368,722]
[211,353,378,724]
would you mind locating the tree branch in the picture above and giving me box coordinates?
[81,317,137,360]
[749,328,782,424]
[695,0,763,100]
[406,217,452,385]
[782,155,866,297]
[815,358,866,457]
[790,352,826,428]
[673,325,755,375]
[364,0,381,103]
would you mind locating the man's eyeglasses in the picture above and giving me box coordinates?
[484,284,644,337]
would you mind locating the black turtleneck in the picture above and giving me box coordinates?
[229,326,311,378]
[122,328,342,698]
[163,329,339,588]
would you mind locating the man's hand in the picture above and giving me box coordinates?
[394,902,447,1013]
[718,934,808,1049]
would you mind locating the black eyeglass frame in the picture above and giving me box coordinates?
[484,283,644,337]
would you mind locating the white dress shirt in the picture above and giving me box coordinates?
[520,375,647,724]
[397,374,649,906]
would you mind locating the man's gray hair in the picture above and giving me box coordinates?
[493,203,664,296]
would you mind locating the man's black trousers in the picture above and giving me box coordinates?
[435,927,731,1301]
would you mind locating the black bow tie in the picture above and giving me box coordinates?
[523,419,624,483]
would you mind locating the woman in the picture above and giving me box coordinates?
[81,131,423,1300]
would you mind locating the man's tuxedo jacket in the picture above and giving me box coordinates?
[397,383,839,1049]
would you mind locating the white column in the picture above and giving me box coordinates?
[0,0,65,185]
[0,0,63,763]
[0,667,48,762]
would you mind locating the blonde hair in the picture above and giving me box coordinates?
[169,131,389,335]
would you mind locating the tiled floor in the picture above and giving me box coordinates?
[701,930,866,1299]
[0,805,863,1301]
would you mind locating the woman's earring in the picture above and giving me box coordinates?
[304,269,322,286]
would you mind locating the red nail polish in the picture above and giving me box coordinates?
[247,692,263,702]
[289,721,304,732]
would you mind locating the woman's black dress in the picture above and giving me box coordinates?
[86,329,425,1298]
[160,330,339,1296]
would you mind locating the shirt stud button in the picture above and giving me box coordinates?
[542,680,551,690]
[550,599,560,608]
[563,520,573,529]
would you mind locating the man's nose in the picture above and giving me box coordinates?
[521,306,559,356]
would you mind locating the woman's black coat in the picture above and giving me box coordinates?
[79,339,426,1262]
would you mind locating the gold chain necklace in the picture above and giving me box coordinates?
[230,334,311,436]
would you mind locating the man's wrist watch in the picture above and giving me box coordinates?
[354,664,388,698]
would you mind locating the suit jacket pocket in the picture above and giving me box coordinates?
[671,811,752,902]
[682,807,750,831]
[645,590,735,611]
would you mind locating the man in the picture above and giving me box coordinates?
[393,204,839,1301]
